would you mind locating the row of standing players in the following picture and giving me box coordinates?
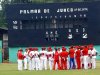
[17,44,97,71]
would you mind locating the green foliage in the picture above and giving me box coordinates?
[0,0,10,28]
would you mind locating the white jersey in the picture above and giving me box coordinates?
[88,49,92,56]
[34,51,39,58]
[40,50,47,58]
[29,51,35,59]
[91,48,97,58]
[24,51,28,59]
[47,51,54,60]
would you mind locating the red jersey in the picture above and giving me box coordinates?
[83,47,88,56]
[69,48,75,58]
[76,50,81,57]
[60,51,69,58]
[54,51,59,60]
[60,51,69,61]
[17,51,24,60]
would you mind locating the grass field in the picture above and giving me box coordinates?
[0,61,100,75]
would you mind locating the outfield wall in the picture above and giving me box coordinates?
[9,45,100,63]
[0,41,2,63]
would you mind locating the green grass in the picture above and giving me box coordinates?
[0,61,100,75]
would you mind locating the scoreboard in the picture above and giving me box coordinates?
[5,2,100,47]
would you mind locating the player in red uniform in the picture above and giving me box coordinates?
[82,45,88,69]
[17,48,24,71]
[60,47,69,70]
[53,48,60,70]
[75,48,81,69]
[69,46,75,69]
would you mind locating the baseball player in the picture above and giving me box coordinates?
[75,48,81,69]
[17,48,24,71]
[83,46,88,69]
[40,47,47,70]
[69,46,75,69]
[28,48,35,70]
[34,48,40,70]
[60,47,69,70]
[47,47,54,70]
[91,45,97,69]
[23,48,28,70]
[53,48,60,70]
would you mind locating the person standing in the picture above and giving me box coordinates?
[53,48,60,70]
[75,48,81,69]
[28,48,35,70]
[91,45,97,69]
[24,48,28,70]
[88,45,92,69]
[60,47,69,70]
[40,47,47,70]
[47,47,54,70]
[34,48,40,70]
[83,46,88,69]
[17,48,24,71]
[69,46,75,69]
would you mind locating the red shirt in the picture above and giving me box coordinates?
[69,48,75,58]
[17,51,24,60]
[60,51,69,61]
[54,51,59,60]
[76,50,81,57]
[83,48,88,56]
[60,51,69,58]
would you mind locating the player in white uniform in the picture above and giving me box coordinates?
[34,48,40,70]
[40,47,47,70]
[91,46,97,69]
[88,45,92,69]
[47,47,54,70]
[28,48,35,70]
[24,48,28,70]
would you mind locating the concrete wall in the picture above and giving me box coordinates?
[9,46,100,63]
[0,41,2,63]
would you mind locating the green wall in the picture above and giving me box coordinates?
[9,46,63,63]
[9,47,43,63]
[0,41,2,63]
[9,46,100,63]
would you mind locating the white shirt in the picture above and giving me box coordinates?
[29,51,35,59]
[91,48,97,58]
[34,51,39,58]
[24,51,28,59]
[47,51,54,60]
[40,50,47,58]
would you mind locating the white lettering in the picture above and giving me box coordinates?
[44,9,50,13]
[13,21,17,24]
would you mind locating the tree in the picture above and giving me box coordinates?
[0,0,11,28]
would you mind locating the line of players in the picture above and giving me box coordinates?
[17,44,97,71]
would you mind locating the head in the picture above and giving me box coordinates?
[19,48,23,52]
[48,47,52,52]
[62,47,66,51]
[55,48,58,52]
[25,48,28,52]
[42,47,46,51]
